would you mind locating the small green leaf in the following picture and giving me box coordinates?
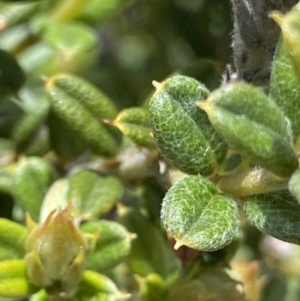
[81,220,133,271]
[13,157,55,221]
[244,192,300,244]
[199,82,298,177]
[289,169,300,203]
[136,273,167,301]
[77,270,126,299]
[46,73,121,157]
[39,179,69,223]
[271,5,300,81]
[68,170,123,218]
[114,107,157,148]
[149,75,227,176]
[12,105,49,154]
[0,49,25,98]
[161,175,239,251]
[0,167,13,194]
[0,218,27,259]
[0,260,37,298]
[119,208,180,278]
[270,39,300,142]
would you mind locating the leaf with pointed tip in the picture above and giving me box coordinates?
[149,75,227,176]
[13,157,55,221]
[81,220,132,271]
[244,191,300,244]
[77,270,127,300]
[199,82,298,177]
[39,179,69,223]
[161,175,239,251]
[68,170,123,218]
[270,38,300,142]
[46,73,121,157]
[0,260,38,298]
[114,107,157,149]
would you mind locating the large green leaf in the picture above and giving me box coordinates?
[81,220,133,271]
[149,75,227,176]
[46,73,121,157]
[244,192,300,244]
[199,82,298,177]
[161,175,239,251]
[270,38,300,143]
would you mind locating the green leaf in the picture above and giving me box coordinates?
[12,105,49,154]
[0,260,37,298]
[68,170,123,218]
[13,157,55,221]
[270,39,300,142]
[0,2,39,28]
[289,169,300,203]
[271,4,300,81]
[244,192,300,244]
[161,175,239,251]
[77,270,126,299]
[46,73,121,157]
[119,208,180,278]
[201,81,292,143]
[136,273,167,301]
[0,218,27,259]
[199,82,298,177]
[0,49,25,98]
[113,107,157,149]
[81,220,133,271]
[47,109,86,161]
[149,75,227,176]
[42,21,96,55]
[39,179,69,223]
[0,167,13,194]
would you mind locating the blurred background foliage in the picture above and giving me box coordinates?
[1,0,300,300]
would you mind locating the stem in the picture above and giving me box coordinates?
[217,168,288,197]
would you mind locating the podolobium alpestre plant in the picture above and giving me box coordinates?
[149,4,300,251]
